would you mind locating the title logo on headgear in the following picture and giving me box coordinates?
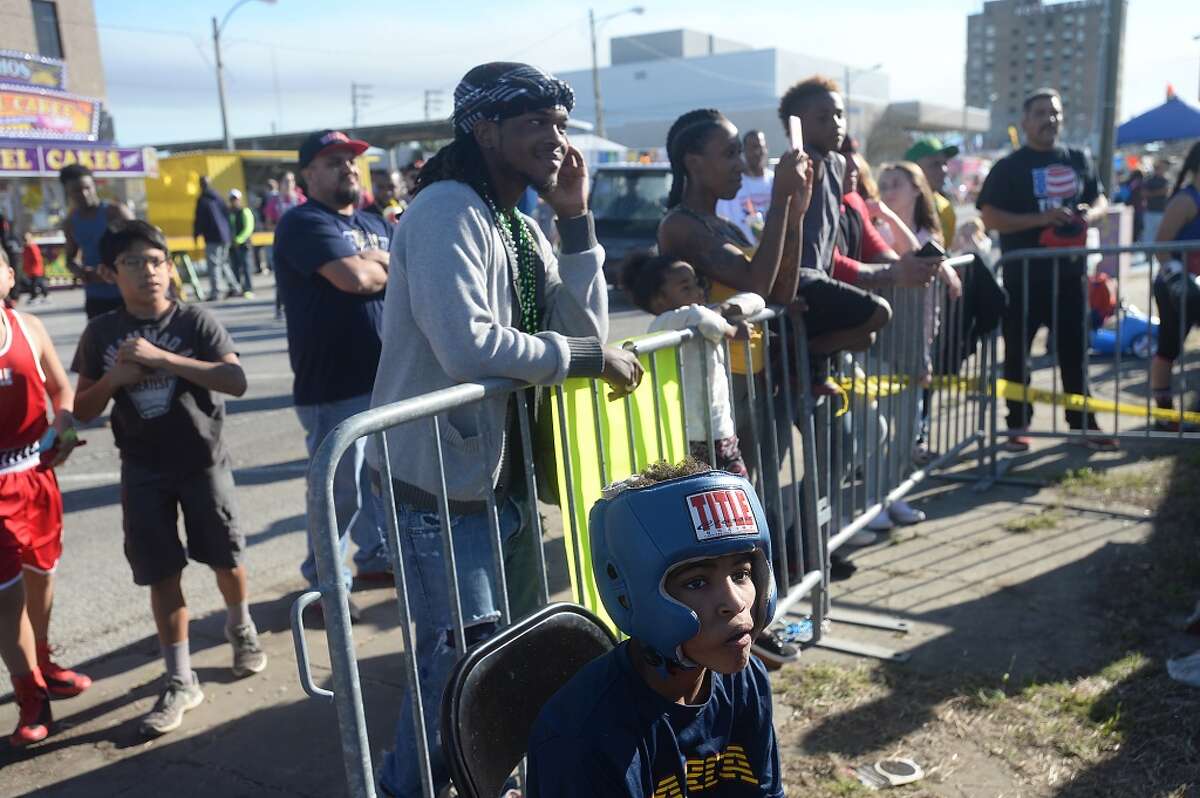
[685,488,759,541]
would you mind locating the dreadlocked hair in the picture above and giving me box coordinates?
[1171,140,1200,198]
[665,109,726,209]
[413,132,491,200]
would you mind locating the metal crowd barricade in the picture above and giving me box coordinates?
[289,250,1019,795]
[288,314,834,798]
[740,255,993,659]
[984,241,1200,486]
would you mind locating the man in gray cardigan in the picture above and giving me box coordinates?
[371,62,642,797]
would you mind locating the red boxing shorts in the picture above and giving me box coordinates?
[0,467,64,589]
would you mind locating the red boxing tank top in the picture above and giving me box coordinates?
[0,307,48,474]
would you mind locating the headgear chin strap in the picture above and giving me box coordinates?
[453,62,575,136]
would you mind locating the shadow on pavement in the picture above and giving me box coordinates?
[799,446,1200,796]
[227,393,294,415]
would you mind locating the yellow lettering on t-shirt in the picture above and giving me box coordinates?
[651,743,760,796]
[650,774,683,798]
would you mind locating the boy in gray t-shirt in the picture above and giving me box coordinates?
[72,220,268,739]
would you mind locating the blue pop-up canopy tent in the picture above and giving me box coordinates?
[1117,95,1200,145]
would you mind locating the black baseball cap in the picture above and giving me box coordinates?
[298,129,369,169]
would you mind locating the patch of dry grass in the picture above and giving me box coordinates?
[773,451,1200,798]
[1003,506,1064,533]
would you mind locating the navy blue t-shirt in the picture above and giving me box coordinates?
[273,199,390,405]
[527,642,784,798]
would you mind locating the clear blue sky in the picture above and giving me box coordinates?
[93,0,1200,146]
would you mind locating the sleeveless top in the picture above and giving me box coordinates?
[1171,186,1200,275]
[0,306,49,474]
[667,206,764,374]
[69,202,122,300]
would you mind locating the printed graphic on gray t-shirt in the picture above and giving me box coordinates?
[71,303,237,471]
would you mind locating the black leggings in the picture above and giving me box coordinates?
[1153,271,1200,362]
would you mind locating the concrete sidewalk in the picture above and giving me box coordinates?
[0,437,1160,797]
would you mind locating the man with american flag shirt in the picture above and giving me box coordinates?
[976,87,1117,452]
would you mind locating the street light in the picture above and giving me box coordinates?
[589,5,645,140]
[212,0,278,151]
[1194,34,1199,103]
[843,62,883,135]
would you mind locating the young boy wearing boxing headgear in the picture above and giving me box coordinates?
[526,460,784,797]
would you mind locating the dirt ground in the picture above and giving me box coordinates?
[771,448,1200,798]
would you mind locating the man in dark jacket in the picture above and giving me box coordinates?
[193,177,240,301]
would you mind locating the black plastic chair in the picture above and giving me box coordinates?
[440,602,618,798]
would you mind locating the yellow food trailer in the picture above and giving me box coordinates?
[145,149,376,295]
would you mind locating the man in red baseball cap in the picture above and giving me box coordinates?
[275,129,394,610]
[296,129,369,170]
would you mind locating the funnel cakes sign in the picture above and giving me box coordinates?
[0,86,100,141]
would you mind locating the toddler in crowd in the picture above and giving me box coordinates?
[623,251,764,477]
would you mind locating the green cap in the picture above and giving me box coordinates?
[904,137,960,162]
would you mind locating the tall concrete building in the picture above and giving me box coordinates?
[965,0,1123,150]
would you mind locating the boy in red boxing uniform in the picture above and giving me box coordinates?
[0,249,90,747]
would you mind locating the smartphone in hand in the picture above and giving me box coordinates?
[916,239,946,258]
[788,115,804,151]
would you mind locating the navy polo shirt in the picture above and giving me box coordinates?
[273,199,391,405]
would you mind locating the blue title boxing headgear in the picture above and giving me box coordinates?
[589,470,777,666]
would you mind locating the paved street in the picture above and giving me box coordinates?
[0,276,650,687]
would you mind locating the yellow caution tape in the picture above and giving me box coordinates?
[990,379,1200,425]
[831,374,1200,425]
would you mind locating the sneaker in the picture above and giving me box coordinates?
[911,444,937,466]
[847,527,881,546]
[226,624,268,678]
[9,672,52,747]
[1079,435,1119,452]
[37,643,92,699]
[1002,431,1032,452]
[866,511,894,532]
[888,500,926,525]
[355,569,394,586]
[751,625,801,668]
[830,554,857,581]
[140,672,204,737]
[241,291,256,299]
[304,597,365,629]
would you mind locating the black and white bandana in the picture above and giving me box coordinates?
[452,62,575,135]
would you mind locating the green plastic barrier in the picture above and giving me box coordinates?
[550,340,689,630]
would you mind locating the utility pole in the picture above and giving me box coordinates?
[1096,0,1125,193]
[351,82,372,133]
[589,9,605,139]
[212,17,233,151]
[423,89,445,120]
[211,0,279,152]
[588,7,645,141]
[1194,34,1200,103]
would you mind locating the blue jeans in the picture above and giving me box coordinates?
[295,394,391,589]
[205,242,240,299]
[380,499,521,797]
